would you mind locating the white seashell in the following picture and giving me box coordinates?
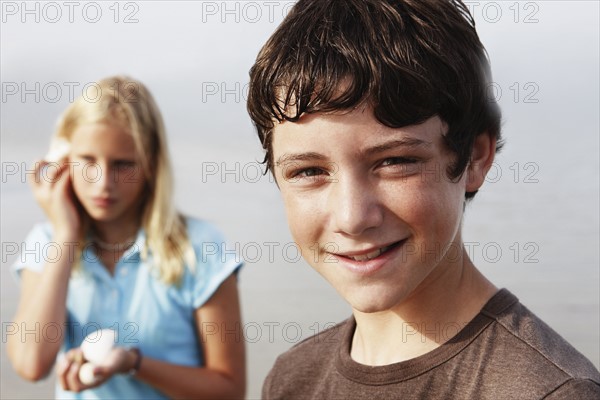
[78,362,98,385]
[80,329,117,365]
[44,137,71,162]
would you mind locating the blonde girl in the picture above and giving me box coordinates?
[7,76,245,399]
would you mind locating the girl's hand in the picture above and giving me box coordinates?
[57,347,135,392]
[30,159,80,241]
[56,348,91,392]
[93,346,137,377]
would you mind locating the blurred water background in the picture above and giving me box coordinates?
[1,1,598,398]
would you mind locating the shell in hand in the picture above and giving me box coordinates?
[78,362,99,385]
[80,329,117,365]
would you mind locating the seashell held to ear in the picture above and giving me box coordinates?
[80,329,117,365]
[44,137,71,162]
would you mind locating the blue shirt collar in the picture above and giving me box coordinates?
[81,227,147,280]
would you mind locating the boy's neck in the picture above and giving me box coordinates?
[350,248,497,366]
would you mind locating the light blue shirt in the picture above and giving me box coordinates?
[12,217,243,399]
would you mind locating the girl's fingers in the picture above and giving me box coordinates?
[65,356,84,392]
[30,160,70,206]
[56,354,71,390]
[29,160,46,189]
[54,163,72,194]
[58,349,86,392]
[46,161,68,184]
[30,160,68,188]
[90,365,109,385]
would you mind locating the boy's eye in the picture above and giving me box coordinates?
[295,167,325,178]
[283,166,329,184]
[377,157,422,177]
[380,157,419,167]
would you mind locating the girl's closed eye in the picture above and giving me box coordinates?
[114,160,136,170]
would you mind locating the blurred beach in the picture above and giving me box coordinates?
[1,1,599,399]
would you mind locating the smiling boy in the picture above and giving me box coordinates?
[247,0,600,398]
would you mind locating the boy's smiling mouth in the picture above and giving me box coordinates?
[334,240,407,263]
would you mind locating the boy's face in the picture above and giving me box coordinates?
[272,106,488,313]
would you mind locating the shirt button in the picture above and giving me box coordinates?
[120,268,128,276]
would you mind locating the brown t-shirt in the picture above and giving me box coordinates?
[263,289,600,399]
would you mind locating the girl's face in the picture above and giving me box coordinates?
[69,122,147,227]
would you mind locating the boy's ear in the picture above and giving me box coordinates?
[466,132,496,193]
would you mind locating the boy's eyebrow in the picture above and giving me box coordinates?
[276,152,327,166]
[275,138,431,166]
[364,138,432,155]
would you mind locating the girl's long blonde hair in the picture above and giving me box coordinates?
[53,75,195,285]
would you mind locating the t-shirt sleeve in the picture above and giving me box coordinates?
[11,223,54,280]
[262,359,280,400]
[261,354,293,400]
[543,378,600,399]
[262,368,275,400]
[188,219,243,309]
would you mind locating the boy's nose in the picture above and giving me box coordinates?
[328,174,383,236]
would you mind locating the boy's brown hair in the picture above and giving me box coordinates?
[247,0,502,199]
